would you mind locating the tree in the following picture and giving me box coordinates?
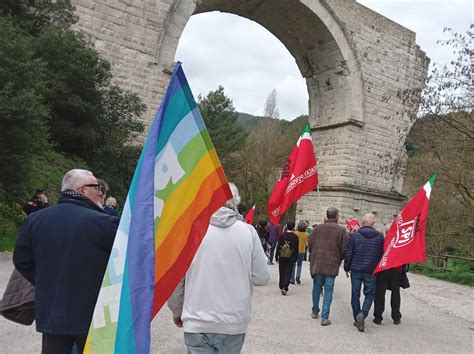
[0,0,146,206]
[263,89,279,119]
[198,86,247,177]
[404,27,473,257]
[0,17,49,202]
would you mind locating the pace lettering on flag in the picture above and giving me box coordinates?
[373,175,436,275]
[244,205,255,225]
[84,62,232,354]
[267,122,318,224]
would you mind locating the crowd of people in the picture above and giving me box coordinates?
[0,171,408,353]
[256,208,408,333]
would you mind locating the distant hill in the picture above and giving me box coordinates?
[237,112,309,136]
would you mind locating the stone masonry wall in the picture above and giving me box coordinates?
[69,0,429,229]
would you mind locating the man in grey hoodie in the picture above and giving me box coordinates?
[167,183,270,353]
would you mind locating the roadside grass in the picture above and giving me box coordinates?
[412,259,474,287]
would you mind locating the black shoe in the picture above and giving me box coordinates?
[290,280,295,285]
[393,319,401,325]
[373,318,382,325]
[296,277,301,284]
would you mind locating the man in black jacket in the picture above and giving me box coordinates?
[344,213,384,332]
[13,169,118,354]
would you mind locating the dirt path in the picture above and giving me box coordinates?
[1,253,473,353]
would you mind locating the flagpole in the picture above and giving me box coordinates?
[317,184,320,198]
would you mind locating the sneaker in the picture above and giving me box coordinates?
[355,312,365,332]
[393,319,401,325]
[373,318,382,325]
[321,319,331,326]
[311,313,319,319]
[296,278,301,285]
[281,290,287,296]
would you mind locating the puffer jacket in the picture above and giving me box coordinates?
[0,269,35,325]
[344,226,384,274]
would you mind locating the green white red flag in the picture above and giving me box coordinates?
[244,205,255,225]
[373,175,436,274]
[267,122,318,224]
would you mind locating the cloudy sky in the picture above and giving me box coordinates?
[175,0,472,120]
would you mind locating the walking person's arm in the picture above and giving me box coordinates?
[250,227,270,286]
[343,236,354,276]
[167,278,185,327]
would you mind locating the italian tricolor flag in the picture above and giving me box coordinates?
[374,175,436,274]
[267,122,318,224]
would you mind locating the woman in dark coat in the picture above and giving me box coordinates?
[276,221,299,295]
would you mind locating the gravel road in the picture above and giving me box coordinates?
[1,252,473,353]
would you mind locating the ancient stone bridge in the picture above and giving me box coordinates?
[71,0,430,228]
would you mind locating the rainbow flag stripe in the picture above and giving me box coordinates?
[84,62,232,354]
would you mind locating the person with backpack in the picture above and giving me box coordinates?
[291,220,309,284]
[276,221,299,295]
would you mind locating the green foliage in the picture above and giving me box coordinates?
[412,260,474,287]
[198,86,248,175]
[0,151,89,251]
[0,17,50,202]
[0,0,145,248]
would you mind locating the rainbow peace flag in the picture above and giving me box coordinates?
[84,62,232,353]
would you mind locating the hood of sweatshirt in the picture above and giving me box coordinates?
[357,226,381,239]
[210,207,240,228]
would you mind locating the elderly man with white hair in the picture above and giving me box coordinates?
[344,213,384,332]
[168,183,270,354]
[13,169,118,354]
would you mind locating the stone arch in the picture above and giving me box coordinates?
[71,0,429,228]
[155,0,365,130]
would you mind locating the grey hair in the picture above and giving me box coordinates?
[61,169,94,191]
[105,196,117,207]
[224,182,241,211]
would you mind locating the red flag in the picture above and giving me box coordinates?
[267,122,318,224]
[345,218,360,232]
[374,175,436,274]
[244,205,255,225]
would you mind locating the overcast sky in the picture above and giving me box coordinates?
[175,0,473,120]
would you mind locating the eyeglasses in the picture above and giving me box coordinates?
[82,184,101,191]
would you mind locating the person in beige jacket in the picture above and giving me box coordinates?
[308,207,348,326]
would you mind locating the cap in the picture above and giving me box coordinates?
[36,188,46,193]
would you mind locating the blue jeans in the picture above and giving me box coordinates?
[350,271,377,319]
[312,273,336,320]
[291,253,305,281]
[184,332,246,353]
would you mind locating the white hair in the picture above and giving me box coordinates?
[105,196,117,207]
[224,182,241,211]
[61,169,94,191]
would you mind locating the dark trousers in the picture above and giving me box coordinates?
[42,333,87,354]
[374,269,402,322]
[278,258,295,291]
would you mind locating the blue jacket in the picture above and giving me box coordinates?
[13,196,118,335]
[344,226,384,274]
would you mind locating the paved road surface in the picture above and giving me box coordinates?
[1,252,473,353]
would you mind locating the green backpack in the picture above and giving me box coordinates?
[280,240,293,258]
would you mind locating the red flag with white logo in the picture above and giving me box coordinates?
[244,205,255,225]
[267,122,318,224]
[373,175,436,274]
